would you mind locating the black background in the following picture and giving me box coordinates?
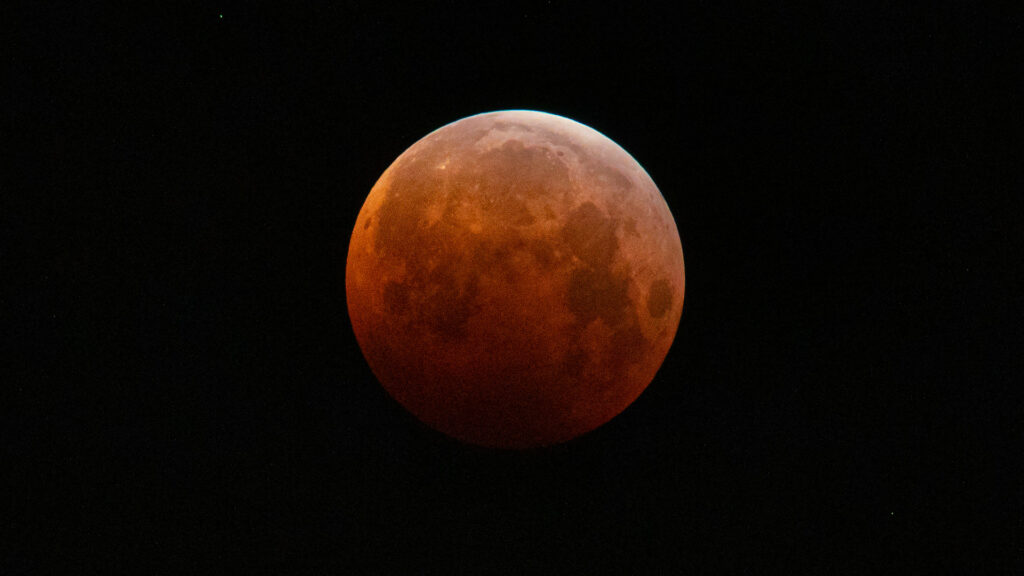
[6,2,1021,573]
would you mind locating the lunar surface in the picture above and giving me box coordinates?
[346,110,685,448]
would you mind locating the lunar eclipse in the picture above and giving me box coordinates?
[346,110,685,448]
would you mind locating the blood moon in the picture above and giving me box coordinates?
[346,110,685,448]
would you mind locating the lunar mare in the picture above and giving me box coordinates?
[346,110,685,448]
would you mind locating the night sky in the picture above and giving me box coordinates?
[6,2,1020,572]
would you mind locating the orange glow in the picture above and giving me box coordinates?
[346,111,684,448]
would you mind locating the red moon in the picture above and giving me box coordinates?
[346,110,685,448]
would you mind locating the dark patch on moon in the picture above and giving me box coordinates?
[610,315,647,374]
[623,217,639,237]
[527,239,557,269]
[383,281,410,316]
[561,348,588,381]
[567,267,631,327]
[647,278,673,319]
[421,262,479,341]
[561,202,619,267]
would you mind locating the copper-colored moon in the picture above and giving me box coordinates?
[346,110,685,448]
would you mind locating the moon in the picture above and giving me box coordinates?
[346,110,685,448]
